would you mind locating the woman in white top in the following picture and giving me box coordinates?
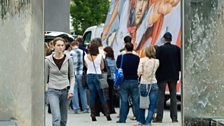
[84,42,112,122]
[136,45,159,126]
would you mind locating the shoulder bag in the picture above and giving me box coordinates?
[91,55,109,89]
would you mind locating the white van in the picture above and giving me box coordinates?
[82,24,104,45]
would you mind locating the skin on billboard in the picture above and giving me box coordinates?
[102,0,180,56]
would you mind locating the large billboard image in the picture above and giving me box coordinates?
[102,0,181,56]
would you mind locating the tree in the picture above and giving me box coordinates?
[70,0,110,35]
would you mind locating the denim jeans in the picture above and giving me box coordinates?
[72,74,89,111]
[47,88,68,126]
[87,74,107,106]
[139,83,158,125]
[118,80,139,122]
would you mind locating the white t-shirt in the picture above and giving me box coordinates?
[84,54,103,74]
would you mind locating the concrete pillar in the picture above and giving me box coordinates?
[44,0,70,33]
[183,0,224,125]
[0,0,44,126]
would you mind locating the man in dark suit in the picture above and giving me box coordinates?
[155,32,181,123]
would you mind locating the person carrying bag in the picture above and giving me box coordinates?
[91,55,109,89]
[84,42,111,121]
[135,46,159,126]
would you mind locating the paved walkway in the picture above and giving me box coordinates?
[46,108,181,126]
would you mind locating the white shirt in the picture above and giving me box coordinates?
[84,54,103,74]
[137,57,159,84]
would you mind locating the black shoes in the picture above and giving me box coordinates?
[153,119,162,123]
[106,116,112,121]
[116,121,125,123]
[172,120,178,123]
[91,117,97,121]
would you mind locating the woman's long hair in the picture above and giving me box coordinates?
[104,46,115,60]
[88,42,99,56]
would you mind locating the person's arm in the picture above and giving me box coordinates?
[170,0,180,7]
[137,58,144,77]
[177,47,181,71]
[100,57,105,71]
[68,58,75,99]
[148,0,179,26]
[116,55,121,68]
[102,0,119,41]
[44,59,49,85]
[84,54,88,69]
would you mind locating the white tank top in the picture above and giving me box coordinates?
[84,54,103,74]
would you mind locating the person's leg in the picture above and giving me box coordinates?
[168,80,178,122]
[94,92,102,116]
[138,84,147,125]
[47,89,61,126]
[77,74,89,112]
[117,80,129,123]
[145,84,158,125]
[95,74,112,121]
[107,79,116,114]
[60,89,68,126]
[129,80,140,122]
[71,76,80,113]
[128,94,136,120]
[87,74,97,121]
[156,81,166,122]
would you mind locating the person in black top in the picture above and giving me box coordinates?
[154,32,181,123]
[119,35,132,52]
[116,43,140,123]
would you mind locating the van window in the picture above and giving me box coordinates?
[83,31,92,45]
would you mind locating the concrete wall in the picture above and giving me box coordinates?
[44,0,70,33]
[0,0,44,126]
[183,0,224,125]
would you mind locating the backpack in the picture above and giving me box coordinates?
[114,55,124,87]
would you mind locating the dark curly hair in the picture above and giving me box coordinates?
[104,46,115,60]
[88,42,99,56]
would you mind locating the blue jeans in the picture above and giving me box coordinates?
[87,74,107,106]
[72,74,89,111]
[139,83,158,125]
[118,80,139,122]
[47,88,68,126]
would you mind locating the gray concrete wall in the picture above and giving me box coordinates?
[183,0,224,125]
[0,0,44,126]
[44,0,70,33]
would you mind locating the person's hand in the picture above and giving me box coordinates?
[169,0,180,7]
[148,0,180,25]
[67,93,73,99]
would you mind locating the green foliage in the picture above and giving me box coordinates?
[70,0,110,35]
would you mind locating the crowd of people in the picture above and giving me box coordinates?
[44,32,181,126]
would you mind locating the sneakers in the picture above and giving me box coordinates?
[83,110,89,113]
[74,109,80,114]
[116,121,125,123]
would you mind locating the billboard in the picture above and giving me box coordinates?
[102,0,181,56]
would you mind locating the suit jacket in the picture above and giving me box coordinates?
[156,42,181,82]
